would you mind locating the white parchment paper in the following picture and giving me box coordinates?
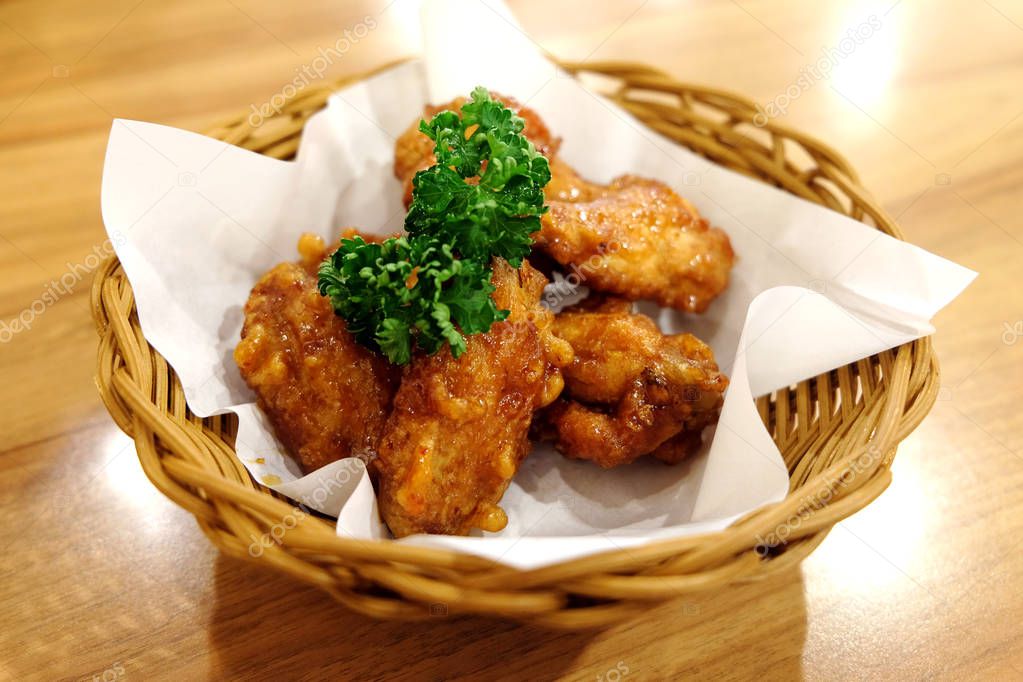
[99,0,975,568]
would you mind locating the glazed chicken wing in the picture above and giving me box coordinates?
[373,258,573,537]
[394,96,733,313]
[543,297,727,468]
[235,235,399,473]
[536,172,734,314]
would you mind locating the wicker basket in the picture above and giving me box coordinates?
[92,59,938,628]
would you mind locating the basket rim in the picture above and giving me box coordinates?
[92,57,939,625]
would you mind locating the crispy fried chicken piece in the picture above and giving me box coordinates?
[394,96,734,313]
[373,258,573,537]
[543,297,727,468]
[235,235,399,474]
[535,175,734,313]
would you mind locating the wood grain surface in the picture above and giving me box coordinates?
[1,1,1021,680]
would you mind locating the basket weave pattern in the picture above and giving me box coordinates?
[92,60,939,627]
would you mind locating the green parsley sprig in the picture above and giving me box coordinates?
[318,87,550,364]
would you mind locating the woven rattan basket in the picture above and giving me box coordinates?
[92,59,938,628]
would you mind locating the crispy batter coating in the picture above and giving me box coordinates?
[545,156,603,203]
[296,232,331,274]
[543,297,728,468]
[536,174,734,313]
[373,258,573,537]
[235,236,399,474]
[394,96,733,313]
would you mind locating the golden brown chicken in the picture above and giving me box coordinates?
[542,297,728,468]
[394,96,734,313]
[372,258,573,537]
[235,235,399,473]
[536,173,734,313]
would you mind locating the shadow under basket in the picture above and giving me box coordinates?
[92,59,939,628]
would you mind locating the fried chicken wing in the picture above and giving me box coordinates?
[536,175,734,313]
[235,236,399,474]
[543,297,727,468]
[394,97,734,313]
[373,258,573,537]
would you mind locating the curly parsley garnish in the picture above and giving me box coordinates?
[318,87,550,364]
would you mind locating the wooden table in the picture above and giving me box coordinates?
[2,1,1020,679]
